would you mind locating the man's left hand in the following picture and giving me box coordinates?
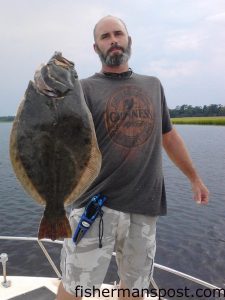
[191,178,209,205]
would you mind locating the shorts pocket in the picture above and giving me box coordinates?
[69,208,85,230]
[69,207,85,219]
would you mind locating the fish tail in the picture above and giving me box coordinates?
[38,215,72,240]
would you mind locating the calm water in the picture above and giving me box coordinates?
[0,122,225,298]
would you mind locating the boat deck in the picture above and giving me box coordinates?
[0,276,160,300]
[0,276,59,300]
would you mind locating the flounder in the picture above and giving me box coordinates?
[10,52,101,240]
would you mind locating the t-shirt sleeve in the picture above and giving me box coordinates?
[160,83,173,134]
[80,79,92,111]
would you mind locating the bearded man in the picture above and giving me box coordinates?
[56,15,209,300]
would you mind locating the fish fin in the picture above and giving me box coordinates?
[38,215,72,241]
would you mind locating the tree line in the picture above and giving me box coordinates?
[169,104,225,118]
[0,116,15,122]
[1,104,225,121]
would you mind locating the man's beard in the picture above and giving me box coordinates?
[96,39,131,67]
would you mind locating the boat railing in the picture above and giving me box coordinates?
[0,235,224,297]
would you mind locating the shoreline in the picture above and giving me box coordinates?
[171,116,225,126]
[1,116,225,126]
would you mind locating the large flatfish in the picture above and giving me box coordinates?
[10,52,101,240]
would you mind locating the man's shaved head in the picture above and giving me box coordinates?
[93,15,131,68]
[93,15,129,42]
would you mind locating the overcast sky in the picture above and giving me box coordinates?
[1,0,225,115]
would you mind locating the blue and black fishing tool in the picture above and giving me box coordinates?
[72,194,107,247]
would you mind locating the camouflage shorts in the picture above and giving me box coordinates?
[60,206,157,296]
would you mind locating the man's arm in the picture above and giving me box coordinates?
[162,127,209,204]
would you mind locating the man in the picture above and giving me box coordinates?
[56,15,209,300]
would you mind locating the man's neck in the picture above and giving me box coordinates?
[101,63,129,74]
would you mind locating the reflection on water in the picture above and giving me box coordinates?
[0,123,225,298]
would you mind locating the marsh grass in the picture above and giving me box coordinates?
[171,116,225,126]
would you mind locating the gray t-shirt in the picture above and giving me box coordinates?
[72,72,172,216]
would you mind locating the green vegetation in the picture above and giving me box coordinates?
[169,104,225,118]
[169,104,225,125]
[0,116,15,122]
[171,116,225,126]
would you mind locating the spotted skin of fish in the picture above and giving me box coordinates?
[10,53,102,240]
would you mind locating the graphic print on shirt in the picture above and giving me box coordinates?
[105,85,154,148]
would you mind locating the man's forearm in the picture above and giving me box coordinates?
[162,127,200,183]
[162,127,209,204]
